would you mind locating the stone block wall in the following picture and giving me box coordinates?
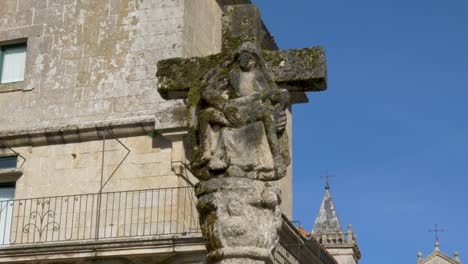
[13,135,177,198]
[275,243,300,264]
[0,0,294,221]
[327,248,358,264]
[183,0,222,57]
[0,0,296,242]
[0,0,222,132]
[0,0,222,241]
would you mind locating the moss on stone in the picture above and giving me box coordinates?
[261,50,283,67]
[170,106,188,124]
[147,130,160,138]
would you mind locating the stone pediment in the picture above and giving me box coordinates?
[420,251,460,264]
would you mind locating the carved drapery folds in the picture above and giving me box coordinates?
[191,42,290,182]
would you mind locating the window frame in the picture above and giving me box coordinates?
[0,154,22,184]
[0,38,29,93]
[0,42,28,85]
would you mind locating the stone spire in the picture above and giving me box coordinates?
[312,184,343,236]
[311,183,361,264]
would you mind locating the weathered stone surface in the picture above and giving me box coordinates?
[13,135,176,199]
[157,46,327,101]
[156,4,326,103]
[0,1,330,264]
[0,0,223,132]
[263,48,327,92]
[221,4,264,51]
[157,56,219,100]
[196,178,282,264]
[191,42,290,182]
[222,122,275,178]
[189,41,290,264]
[156,3,326,263]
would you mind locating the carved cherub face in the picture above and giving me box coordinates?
[239,51,255,72]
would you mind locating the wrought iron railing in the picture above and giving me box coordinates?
[0,187,200,246]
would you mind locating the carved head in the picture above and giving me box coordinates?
[234,42,261,72]
[239,51,255,72]
[232,42,277,88]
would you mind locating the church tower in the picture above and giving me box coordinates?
[311,183,361,264]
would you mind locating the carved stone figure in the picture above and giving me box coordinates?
[156,4,327,263]
[192,42,291,182]
[189,42,290,263]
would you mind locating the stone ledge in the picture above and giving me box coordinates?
[0,216,337,264]
[0,169,22,183]
[0,235,206,263]
[0,82,24,93]
[0,116,156,148]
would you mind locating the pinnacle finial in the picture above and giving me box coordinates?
[435,241,440,251]
[321,173,335,190]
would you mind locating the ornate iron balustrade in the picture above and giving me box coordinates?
[0,187,200,246]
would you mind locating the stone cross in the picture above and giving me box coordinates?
[157,5,327,104]
[156,4,327,264]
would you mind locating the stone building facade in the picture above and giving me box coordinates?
[0,0,333,263]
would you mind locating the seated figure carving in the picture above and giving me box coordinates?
[192,42,290,181]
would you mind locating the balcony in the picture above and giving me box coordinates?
[0,187,201,246]
[0,187,207,263]
[0,187,336,264]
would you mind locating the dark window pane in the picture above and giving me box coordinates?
[0,156,17,170]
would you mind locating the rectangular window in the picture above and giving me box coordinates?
[0,156,17,170]
[0,184,15,245]
[0,43,27,84]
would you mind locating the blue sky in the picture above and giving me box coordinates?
[251,0,468,263]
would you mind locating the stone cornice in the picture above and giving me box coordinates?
[0,236,206,263]
[0,169,23,183]
[0,116,156,148]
